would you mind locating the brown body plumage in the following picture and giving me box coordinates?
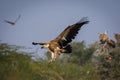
[107,39,116,48]
[114,33,120,43]
[99,33,109,44]
[32,17,89,63]
[99,32,115,48]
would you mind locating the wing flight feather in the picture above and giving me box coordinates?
[54,17,89,47]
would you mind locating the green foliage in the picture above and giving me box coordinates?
[68,41,95,65]
[0,42,100,80]
[1,40,120,80]
[96,47,120,80]
[0,43,32,80]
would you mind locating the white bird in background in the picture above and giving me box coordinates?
[4,14,21,25]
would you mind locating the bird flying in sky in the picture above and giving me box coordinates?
[4,14,21,25]
[32,17,89,63]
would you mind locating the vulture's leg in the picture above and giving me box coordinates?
[49,49,60,63]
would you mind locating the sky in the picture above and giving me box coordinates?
[0,0,120,57]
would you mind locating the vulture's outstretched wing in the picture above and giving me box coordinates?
[54,17,89,47]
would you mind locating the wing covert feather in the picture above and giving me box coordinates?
[54,17,89,47]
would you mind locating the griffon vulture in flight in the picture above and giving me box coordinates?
[32,17,89,63]
[4,14,21,25]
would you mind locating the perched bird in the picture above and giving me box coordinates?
[114,33,120,43]
[4,14,21,25]
[98,31,115,48]
[32,17,89,63]
[98,31,109,44]
[107,39,116,48]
